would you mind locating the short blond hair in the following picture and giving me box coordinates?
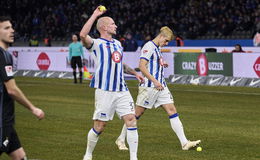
[159,26,175,41]
[96,16,112,32]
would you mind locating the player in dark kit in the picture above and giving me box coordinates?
[0,16,45,160]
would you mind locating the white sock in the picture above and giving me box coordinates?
[169,113,188,146]
[117,124,127,142]
[127,128,138,160]
[84,128,100,157]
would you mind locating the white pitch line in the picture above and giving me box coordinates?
[172,89,260,96]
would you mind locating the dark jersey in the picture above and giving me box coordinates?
[0,47,15,128]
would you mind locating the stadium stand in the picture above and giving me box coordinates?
[0,0,259,46]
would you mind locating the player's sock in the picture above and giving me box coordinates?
[127,127,138,160]
[117,124,127,141]
[169,113,188,146]
[79,71,83,83]
[84,128,100,157]
[73,71,77,83]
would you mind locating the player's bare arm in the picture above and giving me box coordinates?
[80,6,105,48]
[4,79,45,119]
[123,63,144,83]
[139,59,164,90]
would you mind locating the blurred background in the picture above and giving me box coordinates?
[1,0,259,47]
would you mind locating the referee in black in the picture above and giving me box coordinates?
[69,34,84,83]
[0,16,45,160]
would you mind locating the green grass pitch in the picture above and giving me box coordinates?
[2,77,260,160]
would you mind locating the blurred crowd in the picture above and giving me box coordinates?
[0,0,259,43]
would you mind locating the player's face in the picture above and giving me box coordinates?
[72,35,78,41]
[106,18,117,35]
[0,21,14,44]
[159,35,170,47]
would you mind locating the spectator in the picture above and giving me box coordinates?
[232,44,245,53]
[0,0,258,41]
[28,35,39,46]
[123,32,138,51]
[175,34,184,46]
[44,35,52,47]
[253,31,260,47]
[141,34,152,48]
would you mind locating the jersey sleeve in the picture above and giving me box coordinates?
[0,51,14,82]
[87,38,98,52]
[140,43,153,61]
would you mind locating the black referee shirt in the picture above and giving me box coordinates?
[0,47,15,128]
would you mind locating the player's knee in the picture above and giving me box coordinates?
[94,122,106,132]
[125,115,137,128]
[164,104,177,115]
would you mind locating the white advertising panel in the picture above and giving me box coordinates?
[233,53,260,78]
[17,51,96,72]
[164,47,260,53]
[11,48,174,78]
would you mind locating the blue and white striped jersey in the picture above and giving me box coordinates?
[140,41,166,87]
[87,38,128,91]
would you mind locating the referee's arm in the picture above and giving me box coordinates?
[69,45,72,60]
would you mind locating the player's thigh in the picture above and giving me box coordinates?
[93,89,116,121]
[154,87,174,108]
[0,126,24,159]
[115,91,135,119]
[136,87,159,109]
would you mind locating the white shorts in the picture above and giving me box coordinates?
[136,86,174,109]
[93,89,135,121]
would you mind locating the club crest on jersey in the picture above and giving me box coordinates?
[112,51,122,63]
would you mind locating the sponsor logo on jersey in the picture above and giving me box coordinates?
[143,50,148,54]
[3,137,9,147]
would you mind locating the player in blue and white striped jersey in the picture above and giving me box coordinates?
[88,38,128,91]
[139,40,167,88]
[116,27,201,151]
[80,6,143,160]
